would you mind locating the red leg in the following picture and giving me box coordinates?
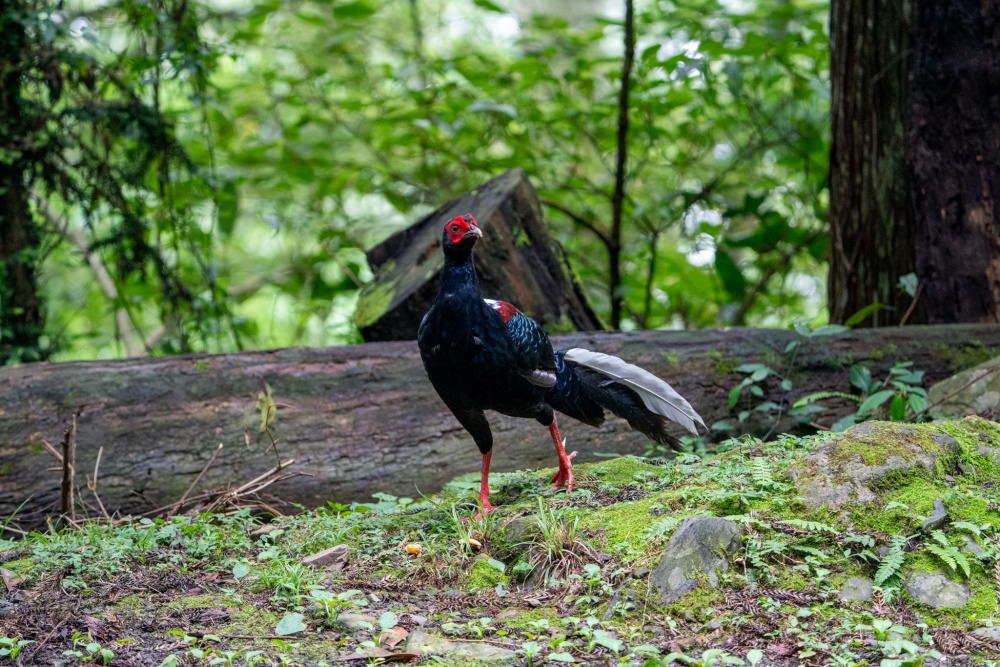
[548,418,577,492]
[475,451,495,519]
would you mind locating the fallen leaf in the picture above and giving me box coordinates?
[1,568,23,591]
[380,626,408,648]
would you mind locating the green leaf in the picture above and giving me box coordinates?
[844,303,886,327]
[592,629,623,653]
[485,558,506,573]
[898,272,919,297]
[217,180,239,235]
[728,385,743,410]
[231,561,250,580]
[889,394,907,421]
[849,364,873,393]
[715,249,747,298]
[547,652,576,663]
[472,0,506,12]
[333,1,375,18]
[274,612,307,636]
[856,390,895,417]
[378,611,399,631]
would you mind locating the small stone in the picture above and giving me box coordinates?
[921,498,949,531]
[839,577,874,603]
[404,613,428,626]
[301,544,349,570]
[973,627,1000,641]
[963,535,986,558]
[651,516,743,604]
[632,567,650,579]
[338,612,377,631]
[406,630,516,662]
[905,572,970,609]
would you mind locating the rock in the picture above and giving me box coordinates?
[928,356,1000,419]
[338,612,377,631]
[406,630,517,663]
[839,577,874,603]
[973,626,1000,641]
[921,498,949,531]
[301,544,349,571]
[404,613,428,626]
[790,421,960,510]
[963,535,986,558]
[651,516,742,604]
[905,572,970,609]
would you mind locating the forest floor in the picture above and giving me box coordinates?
[3,418,1000,666]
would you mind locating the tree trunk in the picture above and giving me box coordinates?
[829,0,1000,325]
[0,1,43,364]
[355,169,602,341]
[2,324,997,529]
[911,3,1000,323]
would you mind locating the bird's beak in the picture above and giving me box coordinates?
[463,226,483,241]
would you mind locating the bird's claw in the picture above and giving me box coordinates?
[551,450,577,492]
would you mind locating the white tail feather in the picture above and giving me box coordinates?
[563,348,705,435]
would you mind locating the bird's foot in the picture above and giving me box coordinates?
[471,499,495,522]
[551,450,577,492]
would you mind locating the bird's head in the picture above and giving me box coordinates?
[441,213,483,259]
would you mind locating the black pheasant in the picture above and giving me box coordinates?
[418,213,704,515]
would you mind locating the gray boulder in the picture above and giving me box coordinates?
[921,498,949,531]
[928,356,1000,419]
[839,577,874,603]
[789,421,960,510]
[905,572,970,609]
[651,516,742,604]
[406,630,516,663]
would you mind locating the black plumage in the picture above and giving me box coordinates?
[418,213,703,514]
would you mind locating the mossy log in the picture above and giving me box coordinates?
[1,324,999,527]
[354,169,602,341]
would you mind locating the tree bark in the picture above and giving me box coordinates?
[0,1,44,363]
[2,324,998,528]
[910,3,1000,323]
[355,169,602,341]
[829,0,1000,325]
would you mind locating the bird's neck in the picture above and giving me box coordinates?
[441,253,479,296]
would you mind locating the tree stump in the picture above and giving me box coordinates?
[354,169,602,341]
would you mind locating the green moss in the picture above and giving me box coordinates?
[496,607,559,632]
[0,557,33,576]
[111,593,145,613]
[352,280,396,328]
[165,592,225,610]
[577,494,667,556]
[578,456,662,487]
[463,556,507,591]
[932,341,1000,373]
[662,583,724,619]
[711,356,740,379]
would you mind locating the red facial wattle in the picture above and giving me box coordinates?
[445,213,481,245]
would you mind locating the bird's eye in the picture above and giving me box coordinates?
[451,225,460,233]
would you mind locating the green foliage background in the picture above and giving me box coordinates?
[20,0,830,361]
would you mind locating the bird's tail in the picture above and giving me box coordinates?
[546,348,705,445]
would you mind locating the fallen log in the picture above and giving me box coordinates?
[1,324,998,528]
[354,169,602,340]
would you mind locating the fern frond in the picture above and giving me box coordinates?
[793,391,861,408]
[874,535,907,586]
[780,518,837,534]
